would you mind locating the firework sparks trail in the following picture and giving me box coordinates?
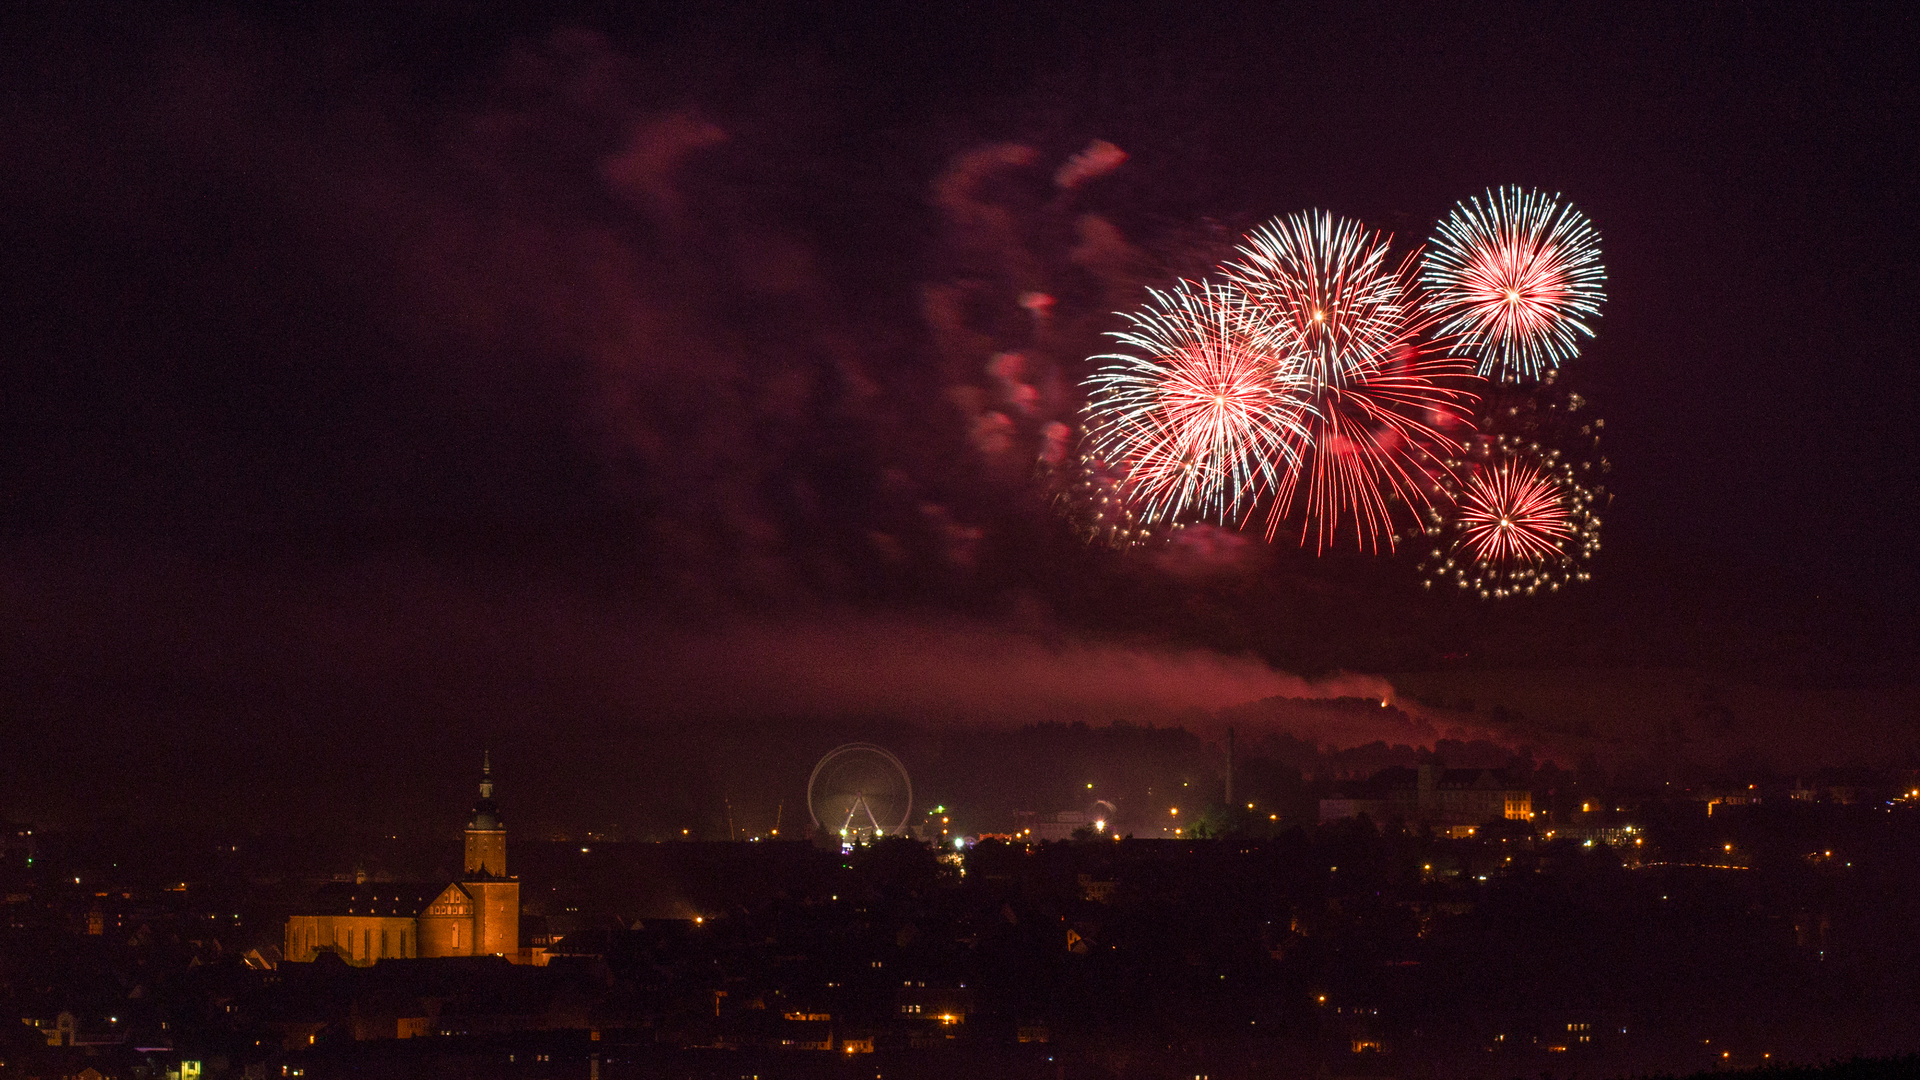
[1084,280,1314,526]
[1229,211,1407,385]
[1420,186,1606,381]
[1049,440,1161,549]
[1418,429,1604,600]
[1226,211,1479,552]
[1456,460,1572,564]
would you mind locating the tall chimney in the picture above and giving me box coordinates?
[1225,726,1235,809]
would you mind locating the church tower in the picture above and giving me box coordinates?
[449,754,519,958]
[465,752,507,877]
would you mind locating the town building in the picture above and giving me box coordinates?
[284,757,524,965]
[1012,800,1118,841]
[1320,764,1532,836]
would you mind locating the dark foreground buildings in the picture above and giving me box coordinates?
[5,764,1920,1079]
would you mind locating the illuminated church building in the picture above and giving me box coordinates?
[284,758,523,965]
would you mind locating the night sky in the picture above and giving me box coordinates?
[3,2,1917,836]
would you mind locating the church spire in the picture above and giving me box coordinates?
[468,753,502,833]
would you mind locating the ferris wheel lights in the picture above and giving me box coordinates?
[809,743,914,841]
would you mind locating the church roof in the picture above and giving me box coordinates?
[304,882,444,918]
[1434,768,1526,790]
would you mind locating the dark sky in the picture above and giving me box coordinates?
[2,1,1917,836]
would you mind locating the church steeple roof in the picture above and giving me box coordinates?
[469,752,502,832]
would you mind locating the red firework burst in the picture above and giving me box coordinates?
[1125,338,1289,499]
[1227,211,1479,552]
[1421,187,1606,380]
[1456,461,1573,564]
[1085,282,1309,525]
[1461,241,1569,339]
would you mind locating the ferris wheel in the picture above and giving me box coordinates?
[807,743,913,841]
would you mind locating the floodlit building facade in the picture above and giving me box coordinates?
[1320,764,1532,834]
[284,757,522,965]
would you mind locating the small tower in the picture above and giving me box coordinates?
[464,753,507,878]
